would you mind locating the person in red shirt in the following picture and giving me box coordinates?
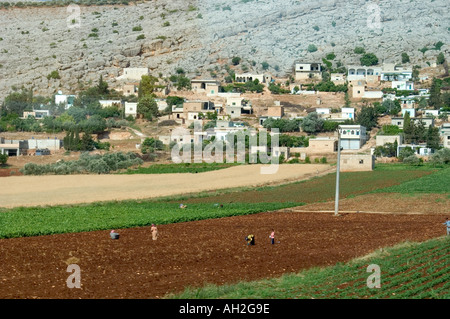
[151,224,158,240]
[269,229,275,245]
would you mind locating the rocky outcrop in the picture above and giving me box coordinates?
[0,0,448,100]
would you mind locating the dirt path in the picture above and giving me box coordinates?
[0,164,332,208]
[0,211,447,299]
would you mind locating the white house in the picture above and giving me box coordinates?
[401,108,416,117]
[54,92,76,109]
[392,80,414,91]
[381,64,412,81]
[339,125,367,150]
[316,108,331,115]
[124,102,138,118]
[347,65,382,83]
[341,108,355,120]
[440,123,450,149]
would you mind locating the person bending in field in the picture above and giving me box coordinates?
[151,224,159,240]
[245,234,255,246]
[179,204,187,209]
[444,218,450,236]
[110,230,119,240]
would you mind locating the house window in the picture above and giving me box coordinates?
[359,160,364,164]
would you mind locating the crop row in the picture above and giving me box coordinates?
[0,201,302,239]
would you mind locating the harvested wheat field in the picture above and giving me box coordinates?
[0,211,448,299]
[0,164,332,208]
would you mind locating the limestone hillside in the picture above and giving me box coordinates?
[0,0,449,100]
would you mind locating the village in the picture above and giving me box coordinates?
[1,55,449,174]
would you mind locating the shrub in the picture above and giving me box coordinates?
[305,156,311,163]
[132,25,143,31]
[136,34,145,40]
[231,56,241,65]
[47,70,60,80]
[360,53,379,66]
[402,155,423,166]
[354,47,365,54]
[0,154,8,166]
[430,148,450,165]
[307,44,318,53]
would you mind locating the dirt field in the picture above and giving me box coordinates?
[0,211,448,299]
[0,164,333,208]
[297,193,450,215]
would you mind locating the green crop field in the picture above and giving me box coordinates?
[170,236,450,299]
[121,162,239,174]
[0,201,301,239]
[179,166,437,204]
[372,166,450,194]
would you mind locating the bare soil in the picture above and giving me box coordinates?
[297,193,450,215]
[0,164,333,208]
[0,211,448,299]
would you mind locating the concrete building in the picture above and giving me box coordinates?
[235,73,272,85]
[306,137,338,154]
[191,79,220,96]
[350,80,383,99]
[122,83,139,96]
[341,108,355,120]
[316,108,331,115]
[401,108,416,118]
[330,73,346,85]
[294,61,322,81]
[267,105,285,118]
[376,134,402,147]
[340,154,374,172]
[440,123,450,149]
[124,102,138,118]
[117,68,149,81]
[392,80,414,91]
[22,110,50,119]
[381,64,412,81]
[391,117,434,129]
[339,125,367,150]
[347,65,382,83]
[54,92,76,109]
[0,138,22,156]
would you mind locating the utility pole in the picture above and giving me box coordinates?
[334,126,342,216]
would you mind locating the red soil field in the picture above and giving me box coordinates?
[0,211,448,299]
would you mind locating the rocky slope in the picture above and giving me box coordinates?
[0,0,448,100]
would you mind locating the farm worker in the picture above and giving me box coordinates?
[269,229,275,245]
[444,218,450,236]
[151,224,158,240]
[110,230,119,240]
[245,234,255,246]
[179,203,187,209]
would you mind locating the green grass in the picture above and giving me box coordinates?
[181,166,436,204]
[122,162,239,174]
[0,201,301,239]
[372,166,450,194]
[168,236,450,299]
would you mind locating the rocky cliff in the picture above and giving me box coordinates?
[0,0,448,100]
